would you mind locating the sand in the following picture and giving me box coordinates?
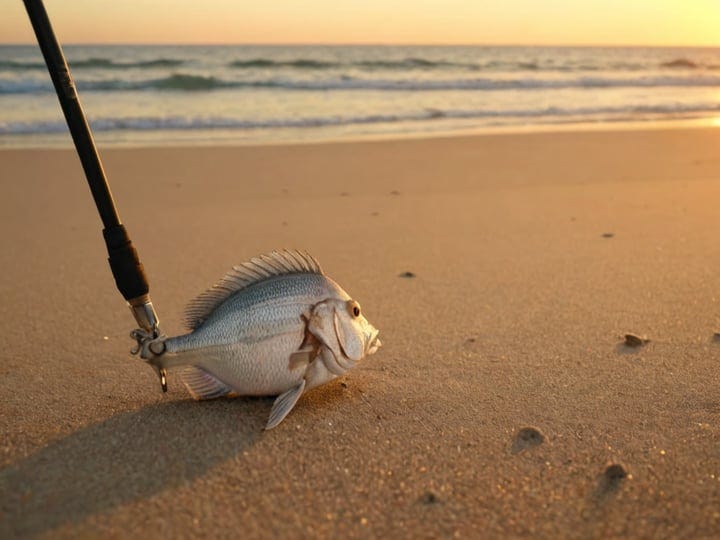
[1,127,720,538]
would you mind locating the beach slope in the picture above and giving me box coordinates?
[1,127,720,538]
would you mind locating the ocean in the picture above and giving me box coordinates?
[1,44,720,147]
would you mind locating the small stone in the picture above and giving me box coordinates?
[623,333,649,347]
[399,271,416,278]
[340,192,350,197]
[103,336,109,341]
[713,332,720,342]
[602,232,615,238]
[390,190,401,195]
[603,463,628,482]
[340,381,348,389]
[595,463,630,498]
[512,426,546,453]
[419,492,439,505]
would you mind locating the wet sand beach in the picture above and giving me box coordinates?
[1,127,720,538]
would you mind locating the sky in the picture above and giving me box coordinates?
[3,0,720,46]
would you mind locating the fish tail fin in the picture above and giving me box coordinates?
[180,366,234,400]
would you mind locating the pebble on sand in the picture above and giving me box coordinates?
[603,463,628,481]
[623,333,650,347]
[399,271,416,278]
[601,232,615,238]
[512,426,546,453]
[595,463,630,497]
[418,492,439,505]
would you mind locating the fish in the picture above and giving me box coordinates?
[155,249,381,429]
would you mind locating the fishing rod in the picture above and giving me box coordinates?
[22,0,168,390]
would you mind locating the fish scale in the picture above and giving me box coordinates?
[169,274,339,349]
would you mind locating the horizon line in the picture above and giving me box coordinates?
[1,42,719,49]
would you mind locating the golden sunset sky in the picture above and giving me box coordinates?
[3,0,719,46]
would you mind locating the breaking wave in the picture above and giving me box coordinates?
[229,59,339,69]
[660,58,699,69]
[4,102,719,135]
[5,55,719,73]
[0,57,184,70]
[4,73,720,94]
[228,57,479,70]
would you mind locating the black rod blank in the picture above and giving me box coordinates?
[23,0,120,229]
[23,0,150,303]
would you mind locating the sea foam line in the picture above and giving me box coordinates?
[3,102,720,135]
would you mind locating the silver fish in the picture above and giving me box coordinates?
[155,250,381,429]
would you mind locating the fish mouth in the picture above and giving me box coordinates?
[366,328,382,356]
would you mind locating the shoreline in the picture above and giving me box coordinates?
[2,115,719,151]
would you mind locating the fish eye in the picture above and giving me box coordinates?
[348,300,361,318]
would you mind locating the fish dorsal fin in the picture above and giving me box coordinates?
[183,249,323,330]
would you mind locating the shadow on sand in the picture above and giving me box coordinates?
[0,398,267,537]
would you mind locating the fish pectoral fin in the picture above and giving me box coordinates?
[288,349,313,371]
[180,367,234,400]
[266,379,306,430]
[289,331,321,370]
